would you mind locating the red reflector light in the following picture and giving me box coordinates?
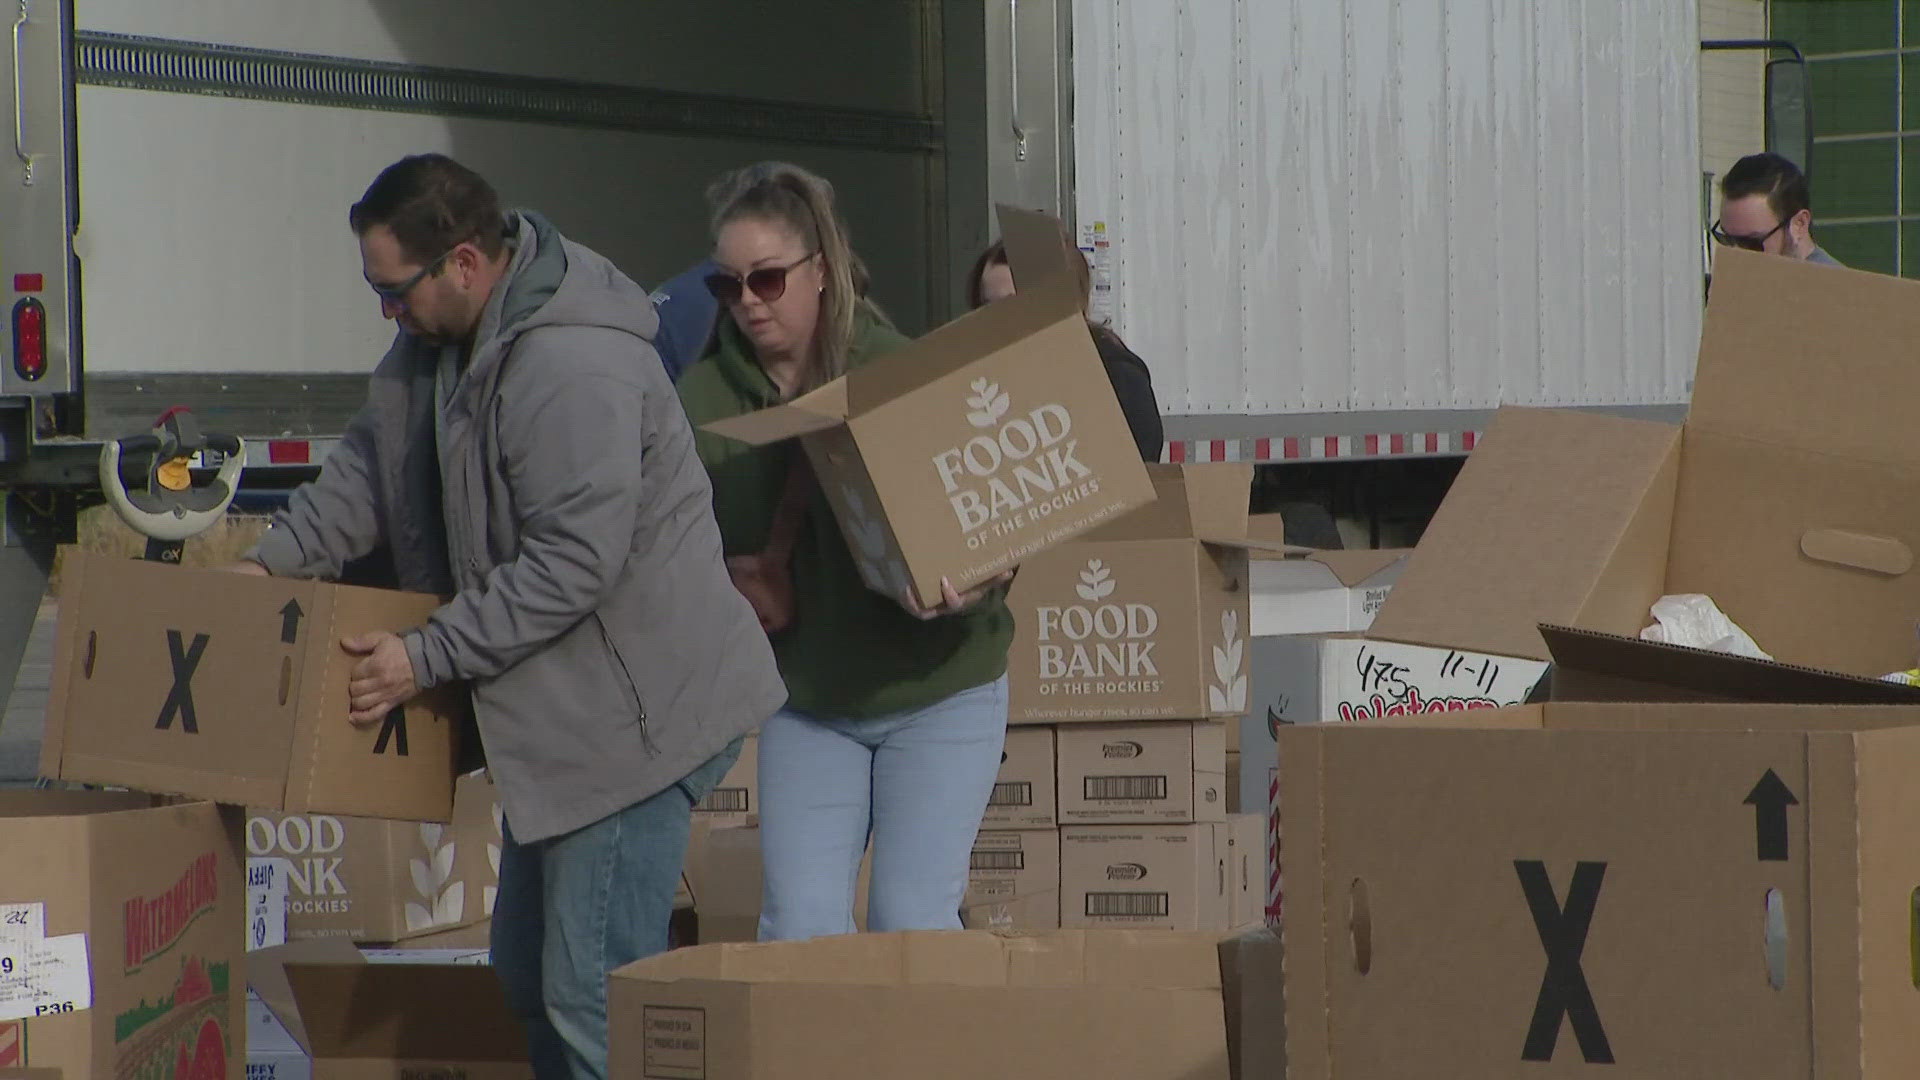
[267,440,311,465]
[12,298,45,380]
[13,273,43,293]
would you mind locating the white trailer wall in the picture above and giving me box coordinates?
[1072,0,1702,423]
[72,0,943,376]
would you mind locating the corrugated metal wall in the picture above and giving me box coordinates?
[1072,0,1702,421]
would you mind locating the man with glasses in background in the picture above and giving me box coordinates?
[231,153,784,1079]
[1712,151,1844,267]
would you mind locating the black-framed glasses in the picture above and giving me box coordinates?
[370,246,456,308]
[704,252,817,304]
[1709,217,1790,253]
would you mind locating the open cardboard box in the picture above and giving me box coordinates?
[249,938,527,1078]
[703,206,1155,609]
[1248,533,1409,638]
[1278,700,1920,1077]
[1007,463,1288,722]
[608,930,1230,1080]
[42,553,464,821]
[1369,248,1920,698]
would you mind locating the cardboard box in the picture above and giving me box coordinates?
[608,931,1230,1080]
[961,829,1061,930]
[245,989,309,1080]
[1225,750,1241,813]
[0,792,244,1080]
[702,206,1155,609]
[1369,248,1920,694]
[284,960,527,1077]
[1056,720,1227,825]
[245,769,499,944]
[1009,463,1282,722]
[1059,823,1237,930]
[980,726,1056,829]
[692,736,757,828]
[682,824,871,943]
[43,553,464,821]
[1277,700,1920,1077]
[1249,543,1409,637]
[1237,634,1548,922]
[1218,928,1286,1080]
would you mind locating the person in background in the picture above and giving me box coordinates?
[676,161,1013,941]
[968,234,1164,461]
[1713,152,1843,267]
[231,154,783,1080]
[648,259,719,381]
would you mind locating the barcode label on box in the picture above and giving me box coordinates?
[1085,892,1170,918]
[970,850,1026,872]
[1084,775,1168,801]
[697,788,749,814]
[988,781,1033,808]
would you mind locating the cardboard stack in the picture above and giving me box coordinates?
[971,462,1271,933]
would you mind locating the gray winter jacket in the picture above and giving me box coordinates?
[251,211,784,841]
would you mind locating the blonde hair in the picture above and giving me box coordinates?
[706,161,882,391]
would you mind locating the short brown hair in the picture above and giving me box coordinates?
[1720,152,1811,225]
[349,154,507,265]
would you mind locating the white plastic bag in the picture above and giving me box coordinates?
[1639,594,1772,660]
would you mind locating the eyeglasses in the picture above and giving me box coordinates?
[1709,217,1790,253]
[704,252,817,304]
[370,246,456,308]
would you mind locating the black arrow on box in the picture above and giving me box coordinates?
[1744,769,1799,862]
[279,600,304,645]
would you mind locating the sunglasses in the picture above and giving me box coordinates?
[705,252,817,304]
[370,246,456,308]
[1709,217,1789,253]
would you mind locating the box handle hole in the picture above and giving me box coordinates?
[1349,878,1372,975]
[82,631,96,678]
[1763,888,1787,990]
[278,657,291,706]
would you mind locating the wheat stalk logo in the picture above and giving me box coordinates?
[1076,559,1115,602]
[405,823,464,933]
[1209,609,1248,713]
[965,377,1011,428]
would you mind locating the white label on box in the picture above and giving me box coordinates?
[0,903,44,945]
[247,858,292,952]
[0,924,93,1022]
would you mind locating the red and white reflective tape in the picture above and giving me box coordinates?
[1165,430,1481,464]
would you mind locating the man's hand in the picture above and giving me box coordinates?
[902,571,1015,620]
[343,631,418,727]
[216,561,270,576]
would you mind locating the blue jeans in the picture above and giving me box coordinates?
[492,741,741,1080]
[757,676,1007,940]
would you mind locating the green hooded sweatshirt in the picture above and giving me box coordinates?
[677,307,1013,719]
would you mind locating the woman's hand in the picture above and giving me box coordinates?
[728,553,796,633]
[902,571,1015,620]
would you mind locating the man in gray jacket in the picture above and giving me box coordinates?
[235,154,784,1079]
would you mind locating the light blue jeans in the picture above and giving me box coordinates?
[757,676,1008,941]
[492,741,741,1080]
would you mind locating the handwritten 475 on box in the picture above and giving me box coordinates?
[42,552,463,823]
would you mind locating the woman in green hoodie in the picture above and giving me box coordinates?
[677,162,1013,940]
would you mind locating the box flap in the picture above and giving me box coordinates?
[285,960,527,1062]
[245,937,365,1054]
[1368,407,1681,661]
[842,287,1080,415]
[700,380,849,445]
[1540,623,1920,706]
[1693,247,1920,468]
[1084,463,1254,543]
[998,204,1085,293]
[1538,699,1920,733]
[1311,549,1411,587]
